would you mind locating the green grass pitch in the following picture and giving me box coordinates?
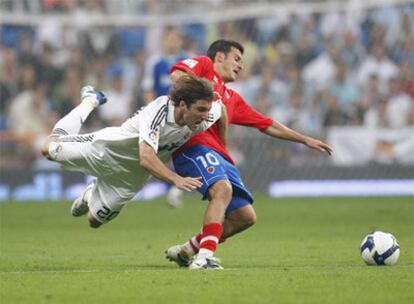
[1,196,413,303]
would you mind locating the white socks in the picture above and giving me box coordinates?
[52,102,95,135]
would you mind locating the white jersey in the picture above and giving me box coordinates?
[122,95,221,161]
[48,96,221,222]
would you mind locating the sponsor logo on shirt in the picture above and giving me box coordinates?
[183,59,198,68]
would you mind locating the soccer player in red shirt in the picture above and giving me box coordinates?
[166,40,332,269]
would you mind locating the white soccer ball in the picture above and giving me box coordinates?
[360,231,400,266]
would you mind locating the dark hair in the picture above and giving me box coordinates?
[206,39,244,62]
[169,75,214,107]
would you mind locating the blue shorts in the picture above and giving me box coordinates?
[173,145,254,214]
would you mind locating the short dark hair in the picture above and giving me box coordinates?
[169,75,214,107]
[206,39,244,62]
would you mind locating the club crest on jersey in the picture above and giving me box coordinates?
[149,129,159,145]
[207,166,215,174]
[183,59,198,68]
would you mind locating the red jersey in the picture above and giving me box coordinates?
[171,56,273,164]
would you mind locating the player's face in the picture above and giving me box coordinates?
[183,99,212,131]
[221,47,244,83]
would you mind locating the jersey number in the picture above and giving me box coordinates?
[96,206,119,221]
[196,153,219,168]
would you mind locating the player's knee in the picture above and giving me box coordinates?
[41,141,50,158]
[245,211,257,227]
[209,180,233,202]
[87,213,102,229]
[230,205,257,228]
[41,135,59,159]
[89,222,101,229]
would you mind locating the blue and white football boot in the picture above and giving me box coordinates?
[81,85,107,108]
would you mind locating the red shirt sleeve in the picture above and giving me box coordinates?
[170,56,215,82]
[230,91,273,131]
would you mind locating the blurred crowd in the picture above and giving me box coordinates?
[0,1,413,169]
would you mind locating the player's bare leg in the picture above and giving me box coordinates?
[222,204,256,239]
[166,201,255,268]
[167,180,231,269]
[189,180,232,270]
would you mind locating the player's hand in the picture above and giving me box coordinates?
[304,137,333,155]
[174,176,203,192]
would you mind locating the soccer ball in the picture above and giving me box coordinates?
[360,231,400,265]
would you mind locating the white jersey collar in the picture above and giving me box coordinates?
[166,99,177,125]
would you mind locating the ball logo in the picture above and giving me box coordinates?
[207,166,215,174]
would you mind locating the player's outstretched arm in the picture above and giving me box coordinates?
[139,141,203,191]
[264,120,333,155]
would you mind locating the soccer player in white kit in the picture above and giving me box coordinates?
[41,75,224,229]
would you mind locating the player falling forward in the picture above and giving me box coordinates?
[41,75,224,228]
[165,40,333,270]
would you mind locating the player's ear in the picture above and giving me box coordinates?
[179,100,187,109]
[215,52,225,63]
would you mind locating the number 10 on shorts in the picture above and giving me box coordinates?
[196,152,220,168]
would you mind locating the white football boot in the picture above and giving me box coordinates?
[165,245,192,267]
[71,183,94,217]
[80,85,107,108]
[189,255,223,270]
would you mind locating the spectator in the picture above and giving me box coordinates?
[81,25,120,61]
[295,33,318,68]
[302,42,339,90]
[99,65,132,126]
[384,78,413,129]
[238,64,289,107]
[1,2,413,169]
[340,30,365,69]
[320,90,349,127]
[17,31,37,65]
[328,62,361,119]
[362,74,386,128]
[122,49,146,109]
[142,26,187,103]
[8,82,56,135]
[357,43,399,92]
[51,65,83,117]
[35,43,63,93]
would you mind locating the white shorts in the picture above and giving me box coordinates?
[48,128,150,223]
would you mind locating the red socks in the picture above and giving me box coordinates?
[199,223,223,254]
[186,223,224,256]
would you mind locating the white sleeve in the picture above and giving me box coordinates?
[199,101,222,132]
[138,99,167,152]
